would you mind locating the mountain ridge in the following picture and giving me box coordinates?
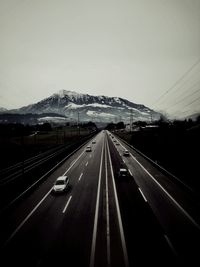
[6,90,161,123]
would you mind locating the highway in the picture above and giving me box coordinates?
[0,130,199,266]
[0,133,96,210]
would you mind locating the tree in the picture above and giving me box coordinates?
[116,121,125,129]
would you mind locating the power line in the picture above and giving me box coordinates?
[184,95,200,109]
[173,95,200,117]
[157,79,200,107]
[152,58,200,107]
[158,70,200,106]
[165,88,200,111]
[171,77,200,98]
[173,107,200,118]
[155,81,200,108]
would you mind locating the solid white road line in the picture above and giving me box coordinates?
[128,169,133,176]
[63,150,85,175]
[4,187,53,247]
[105,143,111,266]
[138,188,147,202]
[78,173,83,181]
[116,138,200,230]
[129,152,200,230]
[107,139,130,267]
[164,235,178,257]
[5,147,87,246]
[89,139,105,267]
[62,195,72,213]
[70,160,75,166]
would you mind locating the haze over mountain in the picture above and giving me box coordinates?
[6,90,161,123]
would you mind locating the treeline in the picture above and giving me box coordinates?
[0,123,52,137]
[105,121,125,130]
[0,121,97,137]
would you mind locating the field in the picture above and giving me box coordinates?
[0,125,94,170]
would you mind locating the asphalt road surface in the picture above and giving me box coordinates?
[0,130,199,267]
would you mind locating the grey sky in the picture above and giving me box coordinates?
[0,0,200,118]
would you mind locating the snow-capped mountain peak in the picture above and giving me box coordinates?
[8,90,161,122]
[56,89,84,99]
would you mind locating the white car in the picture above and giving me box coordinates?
[52,176,69,193]
[92,140,96,144]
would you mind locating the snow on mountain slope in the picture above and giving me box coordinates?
[9,90,161,122]
[0,107,7,112]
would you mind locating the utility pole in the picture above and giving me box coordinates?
[70,118,73,137]
[63,130,65,144]
[21,127,24,176]
[77,112,80,136]
[56,127,58,144]
[130,109,133,132]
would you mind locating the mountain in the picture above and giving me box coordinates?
[8,90,161,123]
[0,107,7,113]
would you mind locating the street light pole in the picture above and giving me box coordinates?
[130,109,133,132]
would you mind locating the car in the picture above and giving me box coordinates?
[86,146,92,152]
[52,176,69,193]
[118,168,128,178]
[115,142,120,145]
[123,149,130,156]
[92,140,96,144]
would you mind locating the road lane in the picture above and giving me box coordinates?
[107,133,177,266]
[89,139,105,267]
[1,129,195,267]
[113,133,200,224]
[94,136,128,267]
[106,138,129,267]
[0,133,101,245]
[1,131,105,267]
[109,131,200,265]
[115,136,200,228]
[105,144,111,267]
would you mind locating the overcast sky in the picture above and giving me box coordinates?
[0,0,200,118]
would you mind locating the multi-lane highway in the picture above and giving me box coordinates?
[0,133,96,210]
[0,130,199,266]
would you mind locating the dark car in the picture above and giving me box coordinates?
[118,168,128,178]
[123,149,130,156]
[86,146,92,152]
